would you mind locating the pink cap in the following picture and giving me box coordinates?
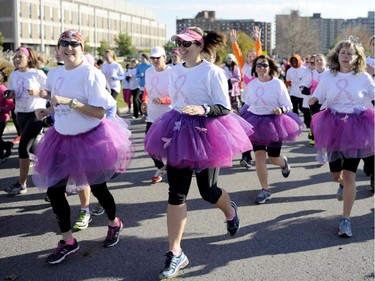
[171,29,204,44]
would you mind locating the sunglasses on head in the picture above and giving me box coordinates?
[59,40,81,47]
[256,63,269,68]
[176,40,198,48]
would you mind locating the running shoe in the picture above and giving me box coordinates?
[159,251,189,279]
[46,239,80,264]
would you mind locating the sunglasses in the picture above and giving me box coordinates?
[150,57,161,60]
[256,63,269,68]
[176,40,198,48]
[59,40,81,48]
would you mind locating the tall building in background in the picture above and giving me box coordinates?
[0,0,166,57]
[275,10,374,58]
[176,11,272,55]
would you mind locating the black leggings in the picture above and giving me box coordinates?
[47,182,116,233]
[167,165,223,205]
[17,112,43,159]
[329,158,361,174]
[131,88,142,118]
[110,89,119,100]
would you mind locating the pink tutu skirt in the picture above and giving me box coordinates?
[144,110,253,171]
[33,116,134,192]
[311,108,374,163]
[241,105,303,146]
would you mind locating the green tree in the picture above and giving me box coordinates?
[216,30,254,63]
[0,32,3,47]
[83,37,92,53]
[97,40,111,58]
[164,41,176,52]
[115,33,133,56]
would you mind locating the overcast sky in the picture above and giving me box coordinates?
[128,0,372,40]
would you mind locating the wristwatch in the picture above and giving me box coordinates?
[70,98,79,109]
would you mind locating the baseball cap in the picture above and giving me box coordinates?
[150,46,166,57]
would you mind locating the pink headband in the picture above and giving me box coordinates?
[19,47,30,57]
[171,29,204,44]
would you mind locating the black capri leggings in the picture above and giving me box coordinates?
[167,165,223,205]
[329,157,361,174]
[47,182,116,233]
[16,112,43,159]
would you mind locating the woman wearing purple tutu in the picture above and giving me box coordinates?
[241,55,303,204]
[32,29,133,264]
[144,27,253,279]
[309,37,375,237]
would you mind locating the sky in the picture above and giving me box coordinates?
[127,0,372,40]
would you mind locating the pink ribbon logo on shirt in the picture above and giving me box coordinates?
[254,86,267,106]
[173,74,188,104]
[334,78,353,103]
[16,77,24,98]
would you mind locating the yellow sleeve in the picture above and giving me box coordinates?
[232,42,245,69]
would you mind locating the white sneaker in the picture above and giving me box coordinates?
[73,210,92,230]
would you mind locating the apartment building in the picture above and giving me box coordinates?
[176,11,272,55]
[275,10,374,57]
[0,0,166,56]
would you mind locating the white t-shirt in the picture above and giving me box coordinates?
[286,66,307,98]
[300,68,330,108]
[144,66,172,122]
[122,69,131,90]
[101,62,124,93]
[46,63,116,135]
[244,77,292,115]
[312,71,375,114]
[169,60,230,111]
[366,56,374,69]
[127,68,139,90]
[8,69,47,113]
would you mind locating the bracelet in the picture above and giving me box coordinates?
[279,107,285,114]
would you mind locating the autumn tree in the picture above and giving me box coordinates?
[335,24,372,54]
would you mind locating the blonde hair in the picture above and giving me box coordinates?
[104,49,117,61]
[327,37,366,75]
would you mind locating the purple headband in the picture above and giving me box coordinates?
[19,47,30,57]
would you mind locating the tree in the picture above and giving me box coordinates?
[164,41,176,53]
[215,30,254,64]
[115,33,133,56]
[275,10,320,58]
[97,40,111,58]
[83,37,93,53]
[335,24,372,54]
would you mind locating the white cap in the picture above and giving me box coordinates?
[150,46,166,57]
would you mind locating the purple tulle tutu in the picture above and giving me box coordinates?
[144,110,253,171]
[33,116,134,192]
[241,104,303,146]
[311,108,374,163]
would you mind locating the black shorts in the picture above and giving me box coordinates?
[253,142,282,157]
[329,158,361,173]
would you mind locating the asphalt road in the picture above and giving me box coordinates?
[0,111,374,281]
